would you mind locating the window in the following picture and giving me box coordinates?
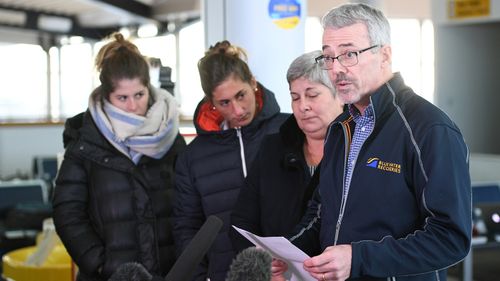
[305,17,322,52]
[59,43,93,117]
[421,20,435,104]
[0,17,434,123]
[133,34,177,87]
[390,19,434,103]
[178,21,205,118]
[0,44,47,121]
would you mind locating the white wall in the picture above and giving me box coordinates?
[307,0,430,18]
[470,153,500,182]
[432,0,500,25]
[0,123,197,179]
[0,125,64,179]
[432,0,500,154]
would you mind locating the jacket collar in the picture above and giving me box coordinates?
[368,72,407,123]
[336,72,407,126]
[280,115,306,170]
[279,115,305,148]
[193,82,281,135]
[329,72,408,144]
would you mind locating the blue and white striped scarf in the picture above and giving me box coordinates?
[89,87,179,164]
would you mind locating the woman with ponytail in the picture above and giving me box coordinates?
[172,40,288,281]
[52,33,186,281]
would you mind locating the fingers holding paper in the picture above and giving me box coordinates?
[270,258,288,281]
[303,244,352,281]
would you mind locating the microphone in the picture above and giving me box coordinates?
[165,215,223,281]
[108,262,163,281]
[225,247,272,281]
[108,216,222,281]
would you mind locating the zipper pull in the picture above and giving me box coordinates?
[333,220,341,245]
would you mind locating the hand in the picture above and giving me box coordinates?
[270,258,288,281]
[303,244,352,281]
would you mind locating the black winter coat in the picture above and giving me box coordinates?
[52,111,186,281]
[172,84,289,281]
[230,115,319,251]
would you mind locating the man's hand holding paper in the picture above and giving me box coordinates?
[232,225,315,281]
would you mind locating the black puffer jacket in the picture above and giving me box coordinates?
[52,111,186,281]
[172,84,289,281]
[230,115,319,251]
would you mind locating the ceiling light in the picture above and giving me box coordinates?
[69,36,84,44]
[38,15,72,33]
[119,27,131,38]
[137,23,158,38]
[0,8,25,26]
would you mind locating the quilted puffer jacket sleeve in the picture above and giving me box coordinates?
[52,152,105,277]
[171,150,208,280]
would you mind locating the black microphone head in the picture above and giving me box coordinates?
[225,247,272,281]
[108,262,152,281]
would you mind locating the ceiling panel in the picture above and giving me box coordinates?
[0,0,99,16]
[0,0,430,43]
[0,0,161,40]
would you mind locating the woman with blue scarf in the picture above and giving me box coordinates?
[52,33,186,281]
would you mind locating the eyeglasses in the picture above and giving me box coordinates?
[315,45,381,70]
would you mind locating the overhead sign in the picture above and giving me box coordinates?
[268,0,301,29]
[448,0,490,19]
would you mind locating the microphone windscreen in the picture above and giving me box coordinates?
[225,247,272,281]
[108,262,152,281]
[165,215,223,281]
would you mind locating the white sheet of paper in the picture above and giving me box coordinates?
[232,225,315,281]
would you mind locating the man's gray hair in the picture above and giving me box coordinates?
[322,3,391,46]
[286,50,335,96]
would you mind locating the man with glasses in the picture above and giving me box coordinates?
[287,3,471,281]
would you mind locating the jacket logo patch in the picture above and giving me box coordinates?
[366,157,401,174]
